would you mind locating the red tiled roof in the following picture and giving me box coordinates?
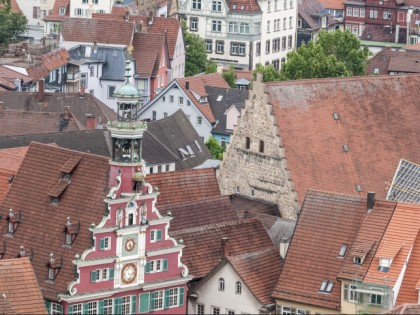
[132,32,166,77]
[0,258,47,314]
[318,0,343,9]
[147,168,221,207]
[367,49,420,75]
[158,196,239,231]
[176,73,230,123]
[0,143,110,300]
[148,17,181,59]
[228,246,281,305]
[384,304,420,314]
[0,147,27,204]
[227,0,262,13]
[272,190,371,310]
[0,66,32,90]
[171,219,274,278]
[61,18,135,46]
[403,43,420,51]
[364,203,420,287]
[43,0,69,21]
[27,48,69,81]
[266,74,420,204]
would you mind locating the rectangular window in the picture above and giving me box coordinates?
[267,0,271,11]
[282,36,286,50]
[289,16,293,28]
[103,299,113,315]
[212,20,222,32]
[266,20,270,33]
[197,116,203,125]
[99,237,110,250]
[274,19,280,31]
[239,23,250,34]
[254,22,260,34]
[51,303,62,315]
[265,40,270,54]
[346,7,352,17]
[352,25,358,34]
[349,285,358,302]
[256,42,261,56]
[206,40,213,52]
[353,8,359,17]
[283,0,287,8]
[274,0,278,10]
[370,294,382,305]
[192,0,202,9]
[216,41,224,54]
[108,86,115,99]
[369,9,378,18]
[212,0,222,11]
[197,304,205,315]
[283,17,287,29]
[179,97,184,105]
[88,301,97,315]
[360,8,365,17]
[228,22,238,33]
[92,0,98,3]
[154,290,164,310]
[282,306,291,315]
[169,95,174,103]
[212,307,220,315]
[272,38,280,52]
[152,111,157,121]
[230,43,246,56]
[59,7,66,15]
[162,96,166,102]
[72,304,82,315]
[102,268,109,280]
[168,288,179,307]
[383,11,391,19]
[288,35,293,49]
[121,296,131,315]
[74,8,84,16]
[259,140,265,153]
[163,112,168,118]
[190,17,198,31]
[289,0,293,8]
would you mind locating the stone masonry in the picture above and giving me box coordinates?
[217,73,299,220]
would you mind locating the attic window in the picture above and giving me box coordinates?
[194,140,202,151]
[6,209,21,236]
[46,253,62,281]
[217,95,223,101]
[178,148,189,159]
[378,258,392,272]
[240,5,245,9]
[320,280,334,293]
[356,185,362,192]
[186,145,195,156]
[63,217,80,246]
[374,68,379,75]
[354,256,362,265]
[200,96,207,103]
[333,112,339,121]
[343,144,349,152]
[338,244,347,257]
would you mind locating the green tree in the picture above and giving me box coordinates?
[182,19,213,76]
[279,30,369,81]
[222,65,236,88]
[253,64,282,82]
[205,60,217,74]
[0,7,27,44]
[205,136,225,160]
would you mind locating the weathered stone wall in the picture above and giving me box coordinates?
[217,74,299,220]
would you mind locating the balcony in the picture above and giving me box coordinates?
[67,72,80,82]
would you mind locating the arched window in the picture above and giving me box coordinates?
[236,281,242,294]
[245,137,251,149]
[218,278,225,291]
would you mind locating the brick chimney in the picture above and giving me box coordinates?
[86,114,97,130]
[185,80,189,90]
[80,85,85,98]
[221,237,229,258]
[38,79,45,102]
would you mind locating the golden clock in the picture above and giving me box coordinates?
[121,263,137,284]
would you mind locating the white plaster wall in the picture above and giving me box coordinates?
[171,28,186,79]
[17,0,42,26]
[145,163,176,174]
[188,264,262,314]
[226,105,240,130]
[138,86,213,141]
[69,0,114,17]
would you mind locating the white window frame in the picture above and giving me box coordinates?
[103,299,113,315]
[216,41,224,53]
[169,95,174,103]
[48,268,55,280]
[360,8,365,17]
[218,278,225,291]
[190,18,198,31]
[168,287,179,307]
[347,7,352,16]
[282,306,291,315]
[108,85,116,99]
[121,296,131,314]
[51,302,62,315]
[179,96,184,105]
[192,0,202,9]
[197,116,203,125]
[235,281,242,294]
[59,7,66,15]
[212,20,222,32]
[349,285,358,302]
[72,304,82,315]
[212,307,220,315]
[212,0,222,11]
[87,301,98,315]
[154,290,164,310]
[197,304,205,315]
[353,7,359,17]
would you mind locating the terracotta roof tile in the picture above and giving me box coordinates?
[227,0,262,13]
[266,75,420,204]
[176,73,230,123]
[171,219,274,278]
[367,48,420,75]
[318,0,343,9]
[272,190,370,309]
[149,17,181,59]
[0,147,28,203]
[0,143,110,300]
[132,32,165,77]
[0,258,47,314]
[0,66,32,90]
[61,18,135,45]
[159,196,239,231]
[147,168,221,207]
[43,0,69,21]
[228,246,281,305]
[384,304,420,314]
[403,43,420,51]
[27,48,69,81]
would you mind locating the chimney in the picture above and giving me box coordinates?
[148,11,154,26]
[38,79,45,102]
[279,237,289,260]
[80,85,85,98]
[221,237,229,258]
[86,114,97,130]
[367,192,375,212]
[185,80,189,90]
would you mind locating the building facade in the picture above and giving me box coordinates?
[178,0,297,70]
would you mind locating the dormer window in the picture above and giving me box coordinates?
[6,209,21,236]
[46,253,62,281]
[48,268,55,280]
[8,222,14,234]
[354,256,362,265]
[63,217,79,246]
[200,96,207,103]
[378,258,392,272]
[338,244,347,257]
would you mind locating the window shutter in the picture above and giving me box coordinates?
[139,293,150,313]
[114,297,122,314]
[90,270,96,282]
[150,292,155,311]
[45,301,51,314]
[99,238,105,250]
[109,268,114,279]
[98,300,104,314]
[179,287,185,306]
[164,289,170,309]
[145,262,150,273]
[131,295,136,313]
[163,259,168,271]
[68,305,73,315]
[83,303,89,315]
[157,230,162,241]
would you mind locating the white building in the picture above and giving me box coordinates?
[69,0,113,17]
[178,0,297,70]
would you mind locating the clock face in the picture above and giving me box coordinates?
[121,263,137,284]
[125,238,135,252]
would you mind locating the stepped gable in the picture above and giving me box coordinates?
[171,219,274,278]
[147,168,221,207]
[0,143,109,300]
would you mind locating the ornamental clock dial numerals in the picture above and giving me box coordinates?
[121,263,137,284]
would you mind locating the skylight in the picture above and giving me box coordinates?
[338,244,347,257]
[320,280,334,293]
[194,140,202,151]
[217,95,223,101]
[186,145,194,155]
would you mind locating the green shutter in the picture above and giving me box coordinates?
[83,303,89,315]
[90,270,97,282]
[156,230,162,241]
[68,305,73,315]
[164,289,170,309]
[98,300,104,314]
[114,297,122,314]
[45,301,51,314]
[145,262,150,273]
[109,268,114,279]
[139,293,150,313]
[179,287,185,306]
[131,295,136,314]
[163,259,168,271]
[99,238,105,250]
[150,292,155,311]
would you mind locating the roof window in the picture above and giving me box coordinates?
[320,280,334,293]
[338,244,347,257]
[194,140,202,151]
[333,112,339,121]
[356,184,362,192]
[354,256,362,265]
[343,144,349,152]
[217,95,223,101]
